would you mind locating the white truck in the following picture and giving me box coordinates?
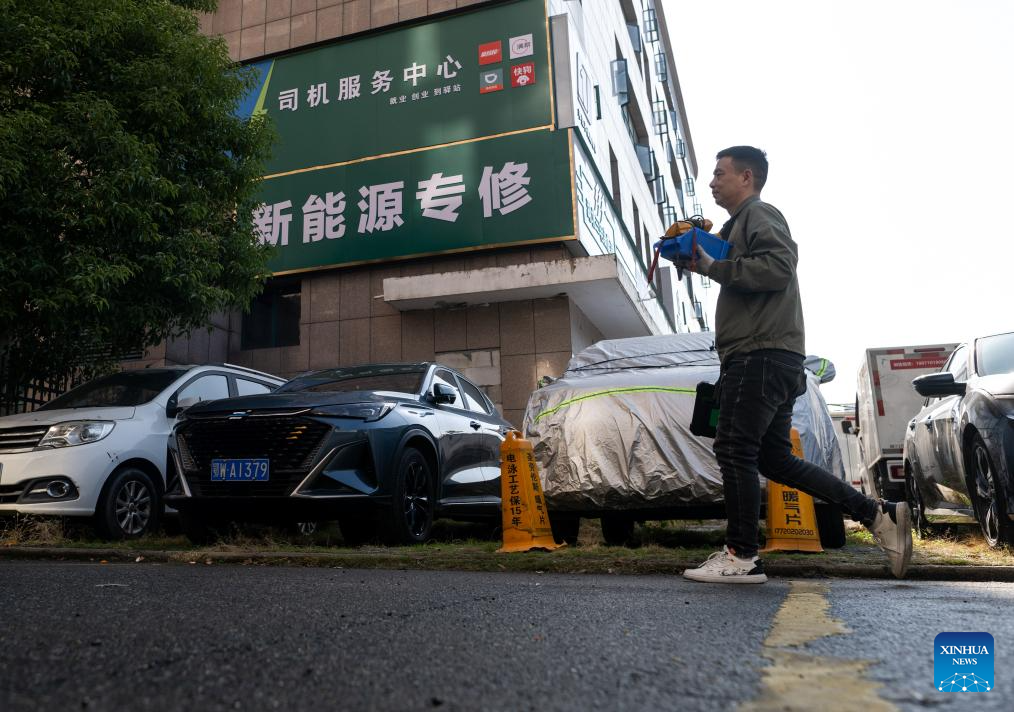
[829,405,863,492]
[852,343,958,501]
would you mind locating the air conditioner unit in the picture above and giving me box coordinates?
[610,59,629,107]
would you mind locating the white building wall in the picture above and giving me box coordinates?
[549,0,700,334]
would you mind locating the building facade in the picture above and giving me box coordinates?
[134,0,708,426]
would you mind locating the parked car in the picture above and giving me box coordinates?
[165,363,510,545]
[903,331,1014,547]
[523,333,847,546]
[0,364,285,539]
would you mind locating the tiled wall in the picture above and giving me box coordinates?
[142,243,576,426]
[201,0,492,62]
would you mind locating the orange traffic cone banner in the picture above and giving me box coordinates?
[760,428,824,553]
[498,430,565,553]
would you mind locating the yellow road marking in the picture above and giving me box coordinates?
[740,581,897,712]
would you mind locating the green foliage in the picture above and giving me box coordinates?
[0,0,275,386]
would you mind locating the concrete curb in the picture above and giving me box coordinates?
[3,546,1014,582]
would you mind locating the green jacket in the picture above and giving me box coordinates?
[704,195,806,363]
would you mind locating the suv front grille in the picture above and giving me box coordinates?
[0,426,48,453]
[178,416,331,497]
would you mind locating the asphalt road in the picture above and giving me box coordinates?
[0,561,1009,711]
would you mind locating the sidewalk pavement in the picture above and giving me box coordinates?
[3,544,1014,582]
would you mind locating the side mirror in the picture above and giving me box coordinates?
[841,420,853,435]
[431,383,457,405]
[912,372,966,398]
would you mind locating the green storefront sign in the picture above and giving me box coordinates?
[256,128,575,274]
[245,0,553,176]
[241,0,573,273]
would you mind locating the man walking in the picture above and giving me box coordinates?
[680,146,911,583]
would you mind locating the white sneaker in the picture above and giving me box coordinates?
[867,501,913,578]
[683,546,767,584]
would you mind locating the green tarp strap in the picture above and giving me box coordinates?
[532,386,697,424]
[816,358,828,377]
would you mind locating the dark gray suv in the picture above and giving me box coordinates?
[166,363,510,545]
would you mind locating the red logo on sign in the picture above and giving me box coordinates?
[478,41,502,65]
[510,62,535,87]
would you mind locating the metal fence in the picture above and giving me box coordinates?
[0,350,87,415]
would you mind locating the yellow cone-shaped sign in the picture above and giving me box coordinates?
[498,430,565,553]
[760,429,824,553]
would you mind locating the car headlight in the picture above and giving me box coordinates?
[36,421,115,449]
[311,402,395,422]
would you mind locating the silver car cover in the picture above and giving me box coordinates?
[522,333,844,511]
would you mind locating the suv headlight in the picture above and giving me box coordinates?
[311,403,395,422]
[37,421,115,449]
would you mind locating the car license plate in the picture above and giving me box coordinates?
[210,459,269,482]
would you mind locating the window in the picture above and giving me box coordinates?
[643,7,659,44]
[177,375,230,405]
[652,99,668,136]
[661,204,677,228]
[632,202,641,257]
[610,58,628,107]
[431,369,461,407]
[653,174,667,205]
[946,345,968,382]
[643,223,652,271]
[654,50,668,82]
[39,369,188,410]
[458,377,491,415]
[280,365,426,394]
[242,278,301,350]
[236,379,273,396]
[609,145,621,213]
[976,332,1014,377]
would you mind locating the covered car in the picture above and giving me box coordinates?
[522,333,845,545]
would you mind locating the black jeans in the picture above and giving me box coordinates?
[714,349,878,558]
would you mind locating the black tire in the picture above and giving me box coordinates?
[600,514,636,547]
[178,509,220,546]
[550,514,580,546]
[378,447,435,545]
[969,434,1014,548]
[814,502,846,549]
[94,467,161,540]
[905,467,936,539]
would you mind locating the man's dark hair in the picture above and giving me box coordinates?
[716,146,768,191]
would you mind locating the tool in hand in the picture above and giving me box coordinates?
[647,216,715,283]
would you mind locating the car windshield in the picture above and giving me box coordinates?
[977,332,1014,377]
[38,369,189,410]
[278,365,427,395]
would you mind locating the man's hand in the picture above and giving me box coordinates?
[677,245,714,275]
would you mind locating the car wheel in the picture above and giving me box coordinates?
[94,467,161,540]
[550,514,580,546]
[600,514,636,547]
[814,502,846,548]
[379,447,434,545]
[905,467,935,539]
[970,434,1014,548]
[178,509,220,546]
